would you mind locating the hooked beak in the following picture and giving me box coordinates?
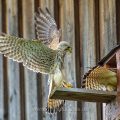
[69,47,72,53]
[67,47,72,54]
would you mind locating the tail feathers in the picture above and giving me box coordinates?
[82,66,117,91]
[46,99,65,113]
[46,81,72,113]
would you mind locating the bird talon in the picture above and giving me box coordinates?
[62,81,73,88]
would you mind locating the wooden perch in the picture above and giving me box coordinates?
[51,88,117,103]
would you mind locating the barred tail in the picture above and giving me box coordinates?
[82,66,117,91]
[46,81,72,113]
[47,99,65,113]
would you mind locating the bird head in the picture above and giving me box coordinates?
[57,41,72,54]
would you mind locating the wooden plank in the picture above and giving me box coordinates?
[94,1,103,119]
[99,0,117,58]
[115,51,120,118]
[51,88,116,103]
[74,0,82,120]
[1,0,9,119]
[116,0,120,44]
[22,0,38,120]
[98,45,120,66]
[79,0,97,120]
[0,0,4,120]
[99,0,117,120]
[6,0,21,120]
[105,51,120,120]
[59,0,77,120]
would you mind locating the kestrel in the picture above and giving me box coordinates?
[0,8,72,113]
[82,65,117,91]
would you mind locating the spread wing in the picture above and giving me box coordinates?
[0,34,57,73]
[35,8,60,49]
[82,66,117,91]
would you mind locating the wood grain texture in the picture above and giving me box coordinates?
[51,88,116,103]
[74,0,82,119]
[59,0,77,120]
[1,1,9,120]
[99,0,117,120]
[22,0,38,120]
[0,0,4,120]
[116,0,120,44]
[104,51,120,120]
[99,0,117,58]
[0,0,118,119]
[6,0,21,120]
[79,0,97,120]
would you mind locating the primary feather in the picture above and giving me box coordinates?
[0,34,56,73]
[35,8,60,50]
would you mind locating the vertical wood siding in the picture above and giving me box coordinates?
[0,0,118,120]
[79,0,97,120]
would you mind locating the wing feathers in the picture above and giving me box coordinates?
[0,34,56,74]
[35,8,60,49]
[82,66,117,91]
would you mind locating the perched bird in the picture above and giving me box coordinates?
[82,44,120,91]
[82,65,117,91]
[0,8,72,113]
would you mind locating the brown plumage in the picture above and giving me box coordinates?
[35,7,60,50]
[82,66,117,91]
[47,81,72,113]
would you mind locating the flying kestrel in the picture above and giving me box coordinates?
[0,8,72,113]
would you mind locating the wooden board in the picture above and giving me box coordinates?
[6,0,21,120]
[79,0,98,119]
[0,0,4,119]
[51,88,117,103]
[59,0,77,120]
[105,50,120,120]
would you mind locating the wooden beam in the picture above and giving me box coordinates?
[59,0,77,120]
[6,0,21,120]
[79,0,98,119]
[51,88,116,103]
[0,0,4,119]
[105,50,120,120]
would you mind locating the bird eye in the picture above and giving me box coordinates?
[65,46,71,52]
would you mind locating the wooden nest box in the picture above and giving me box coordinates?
[51,45,120,119]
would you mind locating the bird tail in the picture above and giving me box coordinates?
[82,65,117,91]
[46,81,73,113]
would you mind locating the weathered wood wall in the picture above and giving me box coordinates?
[0,0,118,120]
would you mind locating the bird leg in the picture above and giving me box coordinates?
[62,81,73,88]
[48,75,53,100]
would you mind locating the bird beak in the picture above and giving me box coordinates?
[66,47,72,55]
[68,47,72,53]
